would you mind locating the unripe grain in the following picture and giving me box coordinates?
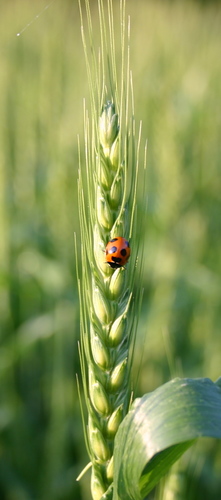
[89,418,111,462]
[108,312,127,346]
[106,456,114,482]
[97,186,113,230]
[99,155,112,190]
[91,334,110,370]
[93,285,112,325]
[109,138,119,170]
[91,468,106,500]
[109,358,128,392]
[109,268,125,299]
[110,174,123,209]
[106,404,124,437]
[93,224,109,274]
[89,370,110,416]
[99,101,119,154]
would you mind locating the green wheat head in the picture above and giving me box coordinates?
[76,1,147,498]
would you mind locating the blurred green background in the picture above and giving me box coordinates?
[0,0,220,499]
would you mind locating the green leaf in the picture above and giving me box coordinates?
[113,377,221,500]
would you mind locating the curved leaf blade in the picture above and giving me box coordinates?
[113,377,221,500]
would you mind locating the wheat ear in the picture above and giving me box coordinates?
[76,1,146,499]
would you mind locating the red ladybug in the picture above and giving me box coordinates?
[105,237,130,269]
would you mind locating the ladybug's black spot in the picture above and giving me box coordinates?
[120,248,127,256]
[110,238,118,242]
[125,240,130,247]
[109,245,117,254]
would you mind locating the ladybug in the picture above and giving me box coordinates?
[105,237,130,269]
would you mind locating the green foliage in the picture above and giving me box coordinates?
[0,1,221,500]
[113,378,221,499]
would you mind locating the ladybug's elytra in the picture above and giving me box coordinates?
[105,237,130,269]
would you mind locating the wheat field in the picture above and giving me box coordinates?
[0,1,220,499]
